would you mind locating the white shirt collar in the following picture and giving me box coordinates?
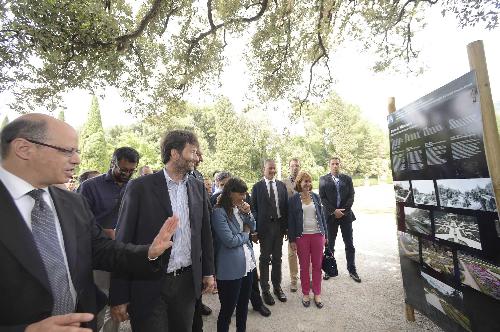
[163,168,188,185]
[0,165,48,200]
[263,177,276,185]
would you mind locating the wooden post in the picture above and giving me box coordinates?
[467,40,500,216]
[388,96,416,322]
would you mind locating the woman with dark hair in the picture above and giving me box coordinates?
[288,171,328,309]
[212,177,256,332]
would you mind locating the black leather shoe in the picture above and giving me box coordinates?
[262,291,275,305]
[255,304,271,317]
[201,303,212,315]
[349,272,361,283]
[314,300,324,309]
[273,287,287,302]
[302,298,310,307]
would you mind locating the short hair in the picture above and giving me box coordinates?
[78,170,100,183]
[289,158,300,166]
[160,130,199,164]
[294,170,313,192]
[215,171,232,183]
[263,159,275,167]
[112,147,140,164]
[0,118,48,159]
[216,177,248,216]
[329,157,341,163]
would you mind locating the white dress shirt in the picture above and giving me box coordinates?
[163,169,192,272]
[0,165,77,305]
[263,177,281,218]
[233,207,256,273]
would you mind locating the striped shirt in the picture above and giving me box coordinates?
[163,169,192,272]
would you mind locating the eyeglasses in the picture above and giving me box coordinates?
[114,164,137,174]
[25,139,80,157]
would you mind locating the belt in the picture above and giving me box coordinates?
[166,265,192,277]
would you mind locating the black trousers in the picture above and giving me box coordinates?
[217,271,253,332]
[130,270,196,332]
[259,221,283,292]
[249,267,263,310]
[327,220,356,273]
[192,295,203,332]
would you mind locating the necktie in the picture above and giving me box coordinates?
[268,181,279,219]
[333,176,341,208]
[28,189,74,315]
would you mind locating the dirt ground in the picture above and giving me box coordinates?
[120,184,443,332]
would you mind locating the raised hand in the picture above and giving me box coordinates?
[25,313,94,332]
[148,215,179,259]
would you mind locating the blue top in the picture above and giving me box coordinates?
[211,207,256,280]
[79,170,125,228]
[287,192,328,242]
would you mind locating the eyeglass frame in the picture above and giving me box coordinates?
[112,162,137,175]
[23,138,80,157]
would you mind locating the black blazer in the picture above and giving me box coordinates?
[250,179,288,234]
[0,181,153,331]
[318,173,356,224]
[109,170,214,321]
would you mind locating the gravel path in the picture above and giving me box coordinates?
[121,184,443,332]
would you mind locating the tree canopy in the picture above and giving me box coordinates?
[1,0,498,114]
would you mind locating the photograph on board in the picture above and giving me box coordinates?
[412,180,437,206]
[421,238,455,279]
[394,181,412,203]
[437,178,497,212]
[458,252,500,301]
[404,207,432,235]
[398,231,420,263]
[434,211,481,250]
[421,272,471,332]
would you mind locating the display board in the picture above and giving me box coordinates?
[388,71,500,332]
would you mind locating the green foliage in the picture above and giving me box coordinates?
[57,110,65,122]
[305,93,389,178]
[1,115,8,129]
[78,95,108,173]
[2,0,496,114]
[95,95,390,184]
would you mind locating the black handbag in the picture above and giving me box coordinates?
[322,247,338,276]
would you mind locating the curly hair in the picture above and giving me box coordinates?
[294,170,313,192]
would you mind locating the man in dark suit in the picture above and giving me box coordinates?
[109,130,215,332]
[251,159,288,305]
[319,157,361,282]
[0,114,177,331]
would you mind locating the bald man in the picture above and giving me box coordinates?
[0,114,178,331]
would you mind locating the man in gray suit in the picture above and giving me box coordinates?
[110,130,215,332]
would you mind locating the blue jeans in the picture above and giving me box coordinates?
[217,271,253,332]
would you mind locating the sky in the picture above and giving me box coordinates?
[0,6,499,132]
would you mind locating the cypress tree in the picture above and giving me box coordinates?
[1,116,8,129]
[78,96,108,173]
[57,110,65,122]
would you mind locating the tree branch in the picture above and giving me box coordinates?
[298,0,331,113]
[115,0,164,51]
